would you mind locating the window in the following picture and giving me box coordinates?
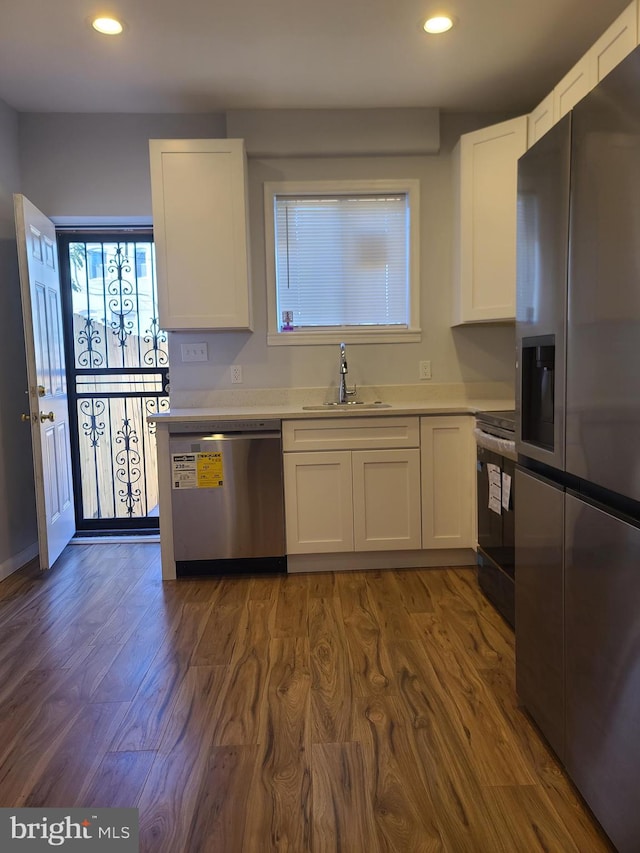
[264,180,421,344]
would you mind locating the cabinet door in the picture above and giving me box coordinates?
[149,138,252,330]
[527,92,556,147]
[591,1,637,83]
[420,416,474,548]
[554,54,594,120]
[283,451,353,554]
[452,115,528,324]
[553,4,637,123]
[352,449,421,551]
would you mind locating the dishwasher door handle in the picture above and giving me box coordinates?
[201,431,282,441]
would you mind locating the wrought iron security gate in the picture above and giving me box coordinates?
[58,232,169,532]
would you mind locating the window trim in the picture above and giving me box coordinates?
[264,179,421,345]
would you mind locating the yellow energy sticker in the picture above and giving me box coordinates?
[171,452,224,489]
[197,452,223,488]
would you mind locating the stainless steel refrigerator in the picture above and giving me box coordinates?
[516,47,640,853]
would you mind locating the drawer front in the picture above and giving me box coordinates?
[283,417,419,451]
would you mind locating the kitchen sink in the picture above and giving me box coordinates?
[302,401,392,411]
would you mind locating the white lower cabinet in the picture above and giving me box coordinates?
[352,449,422,551]
[420,416,475,549]
[283,451,354,553]
[282,417,422,555]
[283,415,476,557]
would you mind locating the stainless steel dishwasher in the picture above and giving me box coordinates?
[169,419,286,576]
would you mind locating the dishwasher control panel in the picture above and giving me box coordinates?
[168,418,281,434]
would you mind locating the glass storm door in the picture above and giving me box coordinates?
[58,232,169,532]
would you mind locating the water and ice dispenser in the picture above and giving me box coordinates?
[520,335,555,453]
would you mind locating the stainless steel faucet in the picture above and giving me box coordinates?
[338,342,357,403]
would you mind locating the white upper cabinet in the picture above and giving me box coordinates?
[534,2,638,145]
[452,115,528,325]
[553,53,595,121]
[453,4,638,328]
[591,0,638,82]
[149,138,253,331]
[528,92,556,148]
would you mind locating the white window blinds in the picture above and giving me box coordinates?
[273,193,410,331]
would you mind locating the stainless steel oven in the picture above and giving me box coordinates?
[475,410,516,627]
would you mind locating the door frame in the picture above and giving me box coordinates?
[57,230,169,534]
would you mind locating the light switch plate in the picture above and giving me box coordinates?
[180,342,208,362]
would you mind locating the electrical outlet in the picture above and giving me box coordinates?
[231,365,243,384]
[419,360,432,380]
[180,342,208,362]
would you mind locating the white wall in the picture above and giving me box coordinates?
[19,113,227,218]
[168,111,517,400]
[0,98,38,577]
[17,109,516,404]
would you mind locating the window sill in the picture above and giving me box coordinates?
[267,328,422,346]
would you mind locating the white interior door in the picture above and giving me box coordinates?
[14,194,75,569]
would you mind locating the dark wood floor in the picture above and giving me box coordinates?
[0,543,613,852]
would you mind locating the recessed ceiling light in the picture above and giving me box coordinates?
[423,16,454,34]
[92,16,124,35]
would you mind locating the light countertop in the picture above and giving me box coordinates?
[148,397,514,425]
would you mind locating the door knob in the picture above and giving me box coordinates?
[20,413,32,422]
[40,411,55,423]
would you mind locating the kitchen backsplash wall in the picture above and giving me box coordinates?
[17,108,517,404]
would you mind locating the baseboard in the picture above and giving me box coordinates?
[286,548,475,574]
[0,542,39,582]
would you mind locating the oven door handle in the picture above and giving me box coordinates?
[474,428,517,461]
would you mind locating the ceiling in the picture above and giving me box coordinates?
[0,0,632,115]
